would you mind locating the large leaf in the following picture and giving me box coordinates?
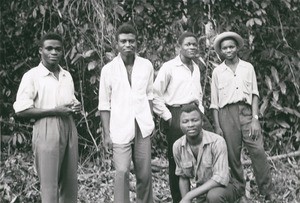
[265,76,273,90]
[273,90,279,102]
[88,61,97,71]
[275,119,290,128]
[270,100,283,111]
[279,82,286,95]
[260,96,269,116]
[83,50,95,58]
[271,66,279,84]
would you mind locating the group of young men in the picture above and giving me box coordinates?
[14,23,275,203]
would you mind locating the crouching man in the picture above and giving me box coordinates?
[173,104,243,203]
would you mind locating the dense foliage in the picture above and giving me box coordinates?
[1,0,299,154]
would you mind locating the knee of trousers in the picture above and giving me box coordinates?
[249,145,266,157]
[115,169,130,178]
[206,190,224,203]
[135,168,151,179]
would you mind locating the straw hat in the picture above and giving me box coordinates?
[213,32,244,55]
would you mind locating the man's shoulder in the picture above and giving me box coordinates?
[102,57,119,72]
[60,67,72,77]
[27,64,40,72]
[158,56,179,73]
[163,56,178,66]
[136,55,152,63]
[173,135,185,150]
[22,64,43,77]
[136,56,154,70]
[239,59,254,68]
[203,130,226,143]
[212,62,225,73]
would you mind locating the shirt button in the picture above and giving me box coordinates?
[236,87,238,89]
[234,74,236,76]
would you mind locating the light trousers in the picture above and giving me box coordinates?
[33,116,78,203]
[113,122,153,203]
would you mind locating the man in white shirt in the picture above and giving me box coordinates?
[211,31,274,202]
[98,23,155,203]
[153,32,212,203]
[13,32,80,203]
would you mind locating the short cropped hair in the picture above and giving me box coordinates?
[115,23,137,41]
[180,104,202,118]
[39,32,63,47]
[178,32,197,45]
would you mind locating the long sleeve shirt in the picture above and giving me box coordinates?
[98,54,155,144]
[153,55,204,121]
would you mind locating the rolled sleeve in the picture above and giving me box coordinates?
[209,70,219,110]
[173,141,185,177]
[98,66,111,111]
[211,138,230,186]
[13,73,36,113]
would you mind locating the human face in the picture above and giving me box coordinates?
[117,33,136,57]
[39,39,62,69]
[220,39,238,60]
[180,110,203,138]
[180,37,198,59]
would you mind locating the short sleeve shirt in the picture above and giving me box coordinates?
[173,130,230,186]
[210,59,259,109]
[13,63,77,113]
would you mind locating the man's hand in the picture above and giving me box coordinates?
[71,101,82,114]
[103,133,113,154]
[54,104,73,116]
[214,126,224,137]
[150,129,156,139]
[250,118,261,140]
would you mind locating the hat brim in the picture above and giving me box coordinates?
[213,32,244,55]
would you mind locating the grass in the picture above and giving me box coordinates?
[0,147,299,203]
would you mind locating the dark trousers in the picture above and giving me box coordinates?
[196,182,242,203]
[163,106,213,203]
[218,102,272,195]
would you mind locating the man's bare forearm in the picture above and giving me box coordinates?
[100,110,110,138]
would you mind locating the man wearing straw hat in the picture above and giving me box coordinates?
[210,31,275,202]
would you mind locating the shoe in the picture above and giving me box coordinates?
[265,193,276,202]
[239,196,248,203]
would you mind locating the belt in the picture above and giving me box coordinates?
[167,101,198,108]
[223,101,250,108]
